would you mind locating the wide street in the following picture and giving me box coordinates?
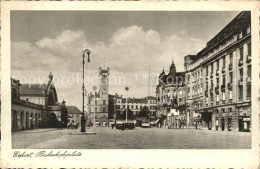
[12,127,251,149]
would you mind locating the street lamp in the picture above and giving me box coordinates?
[93,85,97,127]
[125,87,129,123]
[81,49,91,132]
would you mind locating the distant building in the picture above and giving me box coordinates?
[110,93,157,120]
[66,106,82,124]
[87,67,110,127]
[155,61,186,128]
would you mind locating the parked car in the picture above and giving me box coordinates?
[141,120,151,128]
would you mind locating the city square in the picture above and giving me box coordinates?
[9,10,252,150]
[12,127,251,149]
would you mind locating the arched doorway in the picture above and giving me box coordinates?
[20,111,24,129]
[12,111,17,130]
[48,113,57,128]
[26,112,29,129]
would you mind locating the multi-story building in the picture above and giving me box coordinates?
[156,61,186,128]
[156,11,251,132]
[87,67,110,127]
[112,94,156,118]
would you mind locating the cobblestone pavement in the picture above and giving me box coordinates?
[12,127,251,149]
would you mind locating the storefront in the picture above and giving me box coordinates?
[236,102,251,132]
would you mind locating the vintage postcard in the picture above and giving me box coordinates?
[1,1,259,168]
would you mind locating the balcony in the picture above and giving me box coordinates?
[228,63,233,71]
[246,55,251,63]
[228,82,232,89]
[238,59,243,66]
[215,87,219,94]
[221,84,225,91]
[216,69,219,76]
[238,79,243,86]
[246,77,251,84]
[222,67,226,74]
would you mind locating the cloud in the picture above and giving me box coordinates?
[11,26,206,107]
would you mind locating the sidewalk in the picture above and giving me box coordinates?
[15,128,63,133]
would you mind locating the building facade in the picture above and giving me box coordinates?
[87,67,110,127]
[156,11,251,132]
[155,61,186,128]
[11,73,64,131]
[112,94,156,117]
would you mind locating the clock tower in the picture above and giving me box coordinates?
[99,67,109,113]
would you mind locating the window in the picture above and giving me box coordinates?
[247,65,251,78]
[223,56,226,68]
[103,108,106,113]
[239,86,243,99]
[103,100,106,105]
[211,63,213,73]
[95,107,97,112]
[206,66,208,76]
[216,95,219,102]
[229,90,232,99]
[247,85,251,97]
[136,105,138,109]
[222,92,225,100]
[240,47,244,60]
[95,100,97,105]
[248,43,251,56]
[222,76,225,85]
[216,78,219,86]
[229,72,233,83]
[239,69,243,81]
[230,52,233,65]
[12,88,17,99]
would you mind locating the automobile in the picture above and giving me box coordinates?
[141,120,151,128]
[149,116,157,127]
[113,121,135,130]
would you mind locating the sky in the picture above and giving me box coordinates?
[11,11,240,109]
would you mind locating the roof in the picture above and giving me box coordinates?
[20,84,47,96]
[195,11,250,61]
[66,106,82,114]
[147,96,156,100]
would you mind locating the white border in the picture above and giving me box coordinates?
[1,1,259,168]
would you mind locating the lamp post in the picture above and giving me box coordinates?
[81,49,91,132]
[93,85,97,127]
[125,87,129,123]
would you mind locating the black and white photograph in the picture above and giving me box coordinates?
[1,1,259,168]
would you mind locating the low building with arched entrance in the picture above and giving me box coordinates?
[11,73,63,131]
